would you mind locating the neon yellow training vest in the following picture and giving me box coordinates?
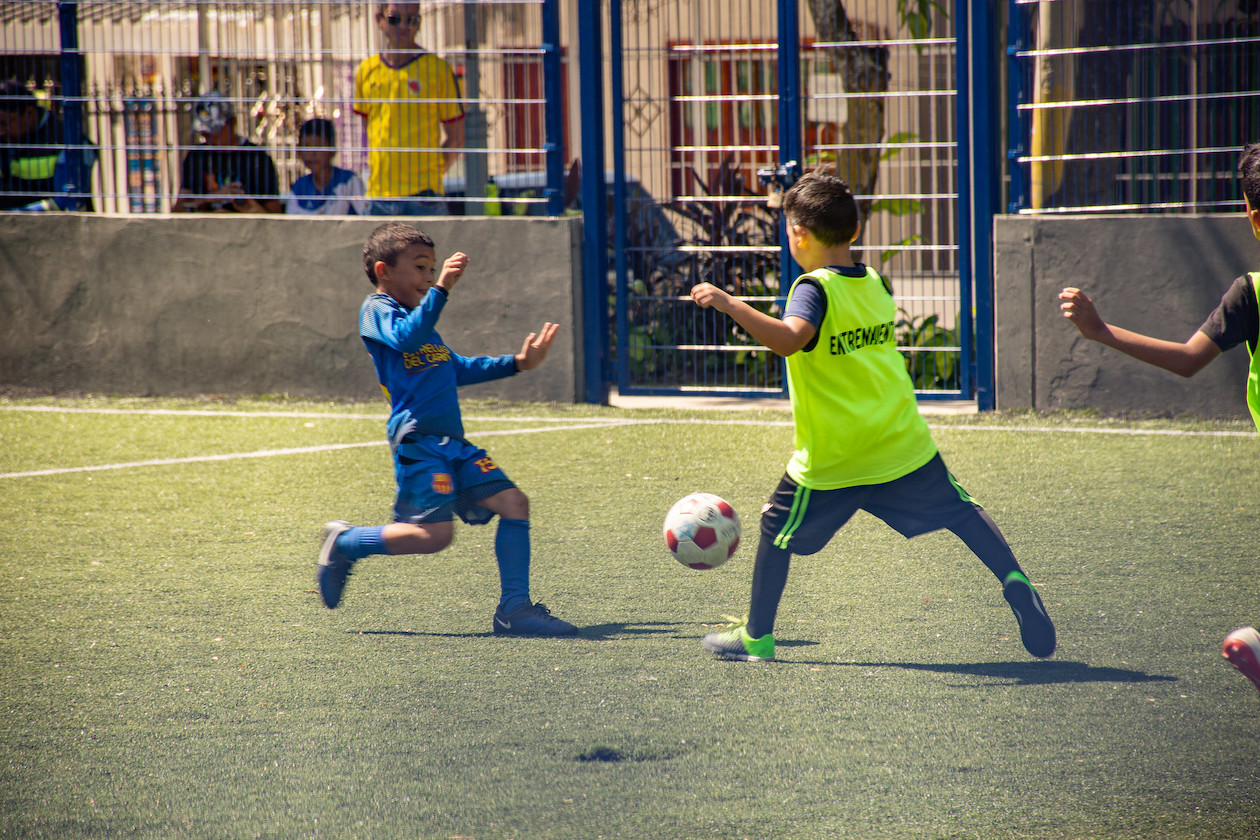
[1246,272,1260,432]
[784,267,938,489]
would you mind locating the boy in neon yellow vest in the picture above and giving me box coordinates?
[690,168,1056,662]
[1059,142,1260,694]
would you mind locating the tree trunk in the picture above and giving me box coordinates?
[802,0,890,218]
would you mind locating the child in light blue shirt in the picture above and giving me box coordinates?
[283,118,366,215]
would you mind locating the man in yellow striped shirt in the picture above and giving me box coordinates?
[354,3,465,216]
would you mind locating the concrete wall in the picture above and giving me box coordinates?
[0,214,584,403]
[6,211,1254,420]
[994,214,1255,420]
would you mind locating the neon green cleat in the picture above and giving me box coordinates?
[702,619,775,661]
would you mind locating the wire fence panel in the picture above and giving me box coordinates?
[611,2,785,395]
[1008,0,1260,214]
[802,0,963,396]
[0,1,565,216]
[611,0,964,397]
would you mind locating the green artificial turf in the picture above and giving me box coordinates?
[1,397,1256,839]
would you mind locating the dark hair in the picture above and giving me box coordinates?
[1240,143,1260,211]
[780,165,859,246]
[363,222,435,285]
[298,117,336,145]
[0,79,37,114]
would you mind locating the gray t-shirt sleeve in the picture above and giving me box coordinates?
[1197,274,1258,353]
[783,278,826,327]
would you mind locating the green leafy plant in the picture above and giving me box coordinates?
[895,308,960,390]
[620,157,782,389]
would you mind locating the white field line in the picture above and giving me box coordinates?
[3,405,1250,436]
[1,441,384,479]
[0,421,634,479]
[0,406,1251,480]
[0,405,630,423]
[936,424,1254,437]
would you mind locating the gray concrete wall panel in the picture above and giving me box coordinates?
[995,214,1254,419]
[0,214,583,403]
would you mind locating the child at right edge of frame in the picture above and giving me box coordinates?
[1059,142,1260,695]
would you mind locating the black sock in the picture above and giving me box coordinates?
[947,504,1022,583]
[746,538,791,639]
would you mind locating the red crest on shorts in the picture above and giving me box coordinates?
[432,473,453,494]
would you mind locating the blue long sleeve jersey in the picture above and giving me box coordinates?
[359,288,517,443]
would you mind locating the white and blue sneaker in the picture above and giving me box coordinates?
[317,520,355,609]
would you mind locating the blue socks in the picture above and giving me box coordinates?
[334,526,388,560]
[496,518,531,613]
[332,519,532,613]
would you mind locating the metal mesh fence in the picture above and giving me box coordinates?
[0,1,564,215]
[1008,0,1260,214]
[611,0,963,395]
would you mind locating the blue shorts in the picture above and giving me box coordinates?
[762,453,982,554]
[392,434,515,526]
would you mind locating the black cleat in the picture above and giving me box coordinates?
[1004,572,1056,658]
[492,602,578,636]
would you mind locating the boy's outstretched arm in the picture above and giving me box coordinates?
[515,322,560,371]
[1058,286,1220,378]
[691,282,816,356]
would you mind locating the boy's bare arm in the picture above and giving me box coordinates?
[1058,286,1221,378]
[515,322,559,371]
[690,283,816,356]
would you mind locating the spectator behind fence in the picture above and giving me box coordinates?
[173,92,282,213]
[354,2,465,216]
[0,79,96,212]
[283,118,367,216]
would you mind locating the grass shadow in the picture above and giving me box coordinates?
[352,621,688,641]
[787,658,1178,686]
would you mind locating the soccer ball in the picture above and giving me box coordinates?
[663,492,741,570]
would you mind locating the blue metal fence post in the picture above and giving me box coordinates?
[957,0,999,411]
[609,0,630,397]
[577,0,610,403]
[776,0,802,396]
[1006,1,1029,213]
[541,0,565,216]
[776,0,802,283]
[57,1,88,207]
[954,0,974,404]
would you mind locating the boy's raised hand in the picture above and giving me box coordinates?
[690,282,734,313]
[1058,287,1108,340]
[437,252,470,291]
[515,322,560,371]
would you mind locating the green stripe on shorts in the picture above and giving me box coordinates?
[773,485,811,549]
[947,470,978,505]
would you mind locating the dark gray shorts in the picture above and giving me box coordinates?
[761,453,982,554]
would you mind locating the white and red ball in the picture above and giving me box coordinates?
[663,492,741,570]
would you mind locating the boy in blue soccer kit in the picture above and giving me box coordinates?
[317,221,578,636]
